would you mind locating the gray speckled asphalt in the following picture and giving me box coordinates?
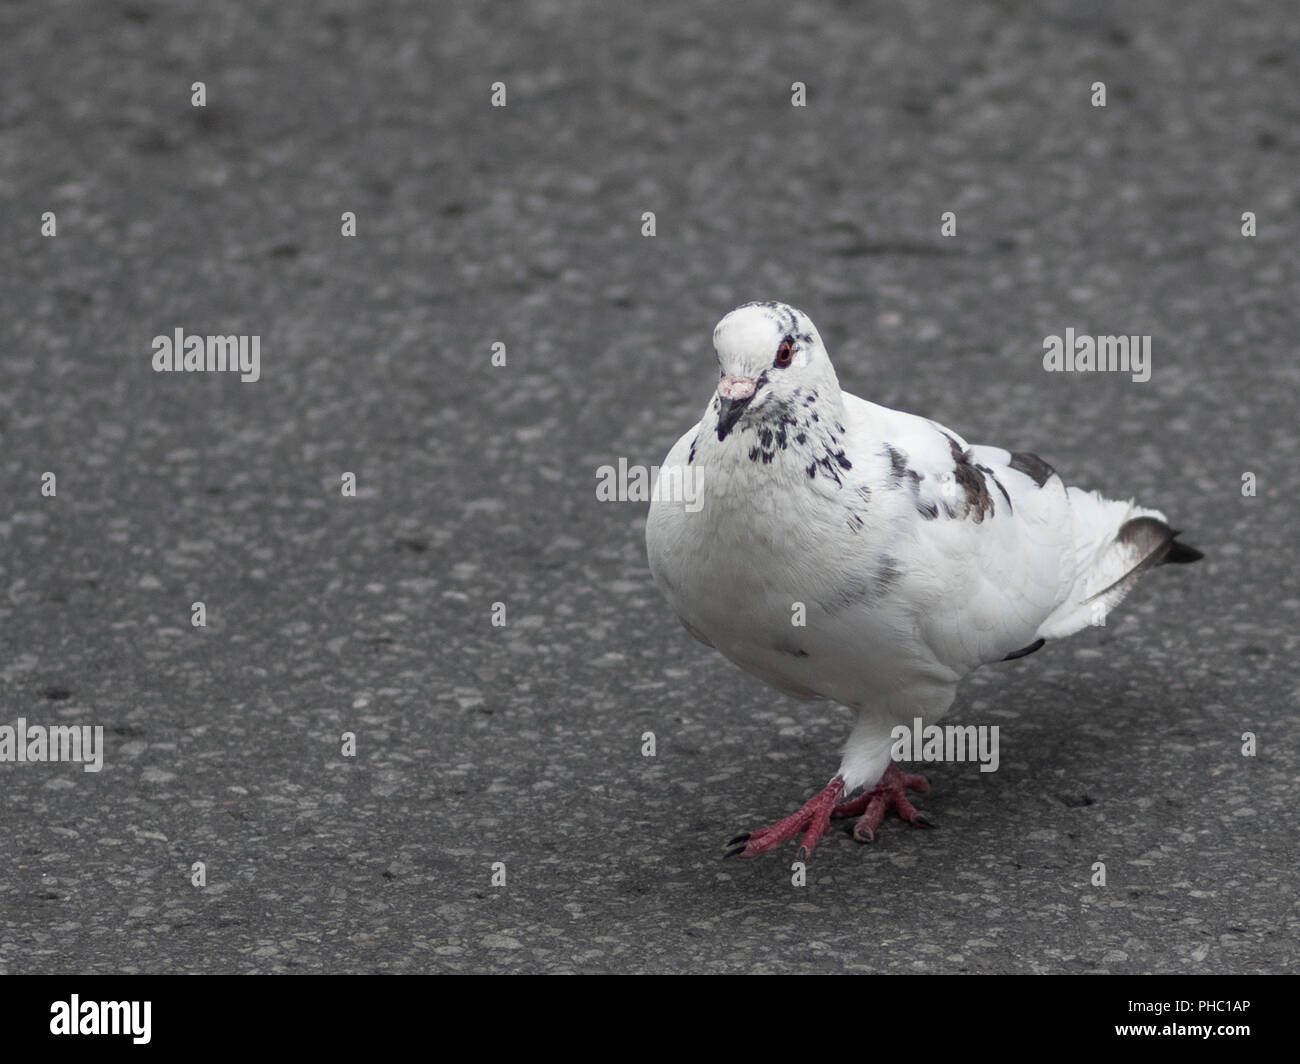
[1,0,1296,974]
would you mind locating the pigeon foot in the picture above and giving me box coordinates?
[831,763,933,842]
[724,776,845,860]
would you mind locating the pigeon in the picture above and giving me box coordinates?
[645,301,1202,859]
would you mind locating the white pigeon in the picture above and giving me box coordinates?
[645,301,1202,859]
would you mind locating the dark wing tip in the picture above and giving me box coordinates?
[1007,451,1056,488]
[1164,535,1204,564]
[1082,517,1203,604]
[1001,637,1046,661]
[1118,517,1204,568]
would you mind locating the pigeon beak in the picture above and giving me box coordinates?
[716,375,757,441]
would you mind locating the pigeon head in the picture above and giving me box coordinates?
[710,302,840,442]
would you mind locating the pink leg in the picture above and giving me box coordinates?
[725,776,845,861]
[831,763,933,842]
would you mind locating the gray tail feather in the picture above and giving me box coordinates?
[1084,516,1203,602]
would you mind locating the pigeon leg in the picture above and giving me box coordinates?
[831,763,932,842]
[725,776,845,860]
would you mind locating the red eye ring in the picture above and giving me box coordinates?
[775,338,795,367]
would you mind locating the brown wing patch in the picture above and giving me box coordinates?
[944,435,996,522]
[1008,451,1056,487]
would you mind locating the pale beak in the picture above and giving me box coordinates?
[716,375,756,440]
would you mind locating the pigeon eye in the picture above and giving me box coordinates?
[775,338,795,367]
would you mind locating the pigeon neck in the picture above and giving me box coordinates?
[698,386,851,485]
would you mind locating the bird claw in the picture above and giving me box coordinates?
[723,777,845,860]
[834,763,935,843]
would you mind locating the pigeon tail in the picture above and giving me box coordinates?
[1038,493,1203,638]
